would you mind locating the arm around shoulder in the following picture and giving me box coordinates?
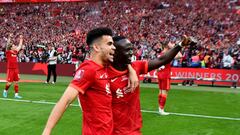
[127,64,139,92]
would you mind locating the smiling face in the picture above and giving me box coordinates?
[114,38,133,64]
[95,35,115,63]
[8,44,17,51]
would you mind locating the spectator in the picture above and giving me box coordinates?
[45,45,57,84]
[222,49,234,69]
[0,1,239,69]
[190,51,201,68]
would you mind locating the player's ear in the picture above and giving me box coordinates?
[92,44,100,52]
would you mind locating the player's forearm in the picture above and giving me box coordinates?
[159,45,182,64]
[16,35,23,52]
[43,87,78,135]
[148,45,182,71]
[42,99,69,135]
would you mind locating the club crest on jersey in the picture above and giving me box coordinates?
[74,70,84,80]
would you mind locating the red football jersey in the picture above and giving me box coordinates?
[70,60,113,135]
[157,53,171,79]
[108,61,148,135]
[6,50,18,69]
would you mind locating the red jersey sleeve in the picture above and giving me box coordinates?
[70,67,95,94]
[132,60,148,75]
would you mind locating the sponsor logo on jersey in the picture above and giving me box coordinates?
[105,83,111,95]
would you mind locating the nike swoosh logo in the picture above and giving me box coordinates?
[111,78,118,82]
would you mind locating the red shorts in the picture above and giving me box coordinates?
[7,68,20,82]
[158,78,170,91]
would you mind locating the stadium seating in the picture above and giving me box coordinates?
[0,0,239,69]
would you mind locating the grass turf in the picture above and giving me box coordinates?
[0,74,240,135]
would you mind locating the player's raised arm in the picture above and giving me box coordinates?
[168,42,183,60]
[148,36,195,72]
[42,86,79,135]
[6,33,13,51]
[16,35,23,52]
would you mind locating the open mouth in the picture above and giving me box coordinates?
[109,51,115,58]
[109,52,114,58]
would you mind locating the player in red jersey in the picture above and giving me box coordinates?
[157,41,182,115]
[108,36,193,135]
[42,27,115,135]
[3,34,23,99]
[42,28,138,135]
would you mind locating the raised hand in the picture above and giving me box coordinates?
[181,35,197,47]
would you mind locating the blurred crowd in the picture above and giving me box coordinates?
[0,0,239,69]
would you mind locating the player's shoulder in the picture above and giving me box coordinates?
[131,60,147,67]
[78,60,103,72]
[6,50,17,53]
[74,60,98,80]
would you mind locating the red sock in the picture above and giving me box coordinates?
[5,84,10,91]
[14,84,19,93]
[158,93,167,109]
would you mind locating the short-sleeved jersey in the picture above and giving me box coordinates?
[108,61,148,135]
[6,50,18,69]
[157,53,171,79]
[70,60,113,135]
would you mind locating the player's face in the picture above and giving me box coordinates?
[114,39,133,64]
[11,44,17,50]
[98,35,115,63]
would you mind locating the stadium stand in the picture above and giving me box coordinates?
[0,0,239,70]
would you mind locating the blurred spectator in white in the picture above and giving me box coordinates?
[222,49,234,69]
[0,48,5,61]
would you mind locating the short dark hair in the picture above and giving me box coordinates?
[113,36,126,42]
[86,27,113,46]
[7,43,13,50]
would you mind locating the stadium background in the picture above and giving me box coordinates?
[0,0,240,135]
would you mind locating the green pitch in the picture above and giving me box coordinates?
[0,74,240,135]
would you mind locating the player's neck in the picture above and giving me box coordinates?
[90,53,108,66]
[112,62,128,71]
